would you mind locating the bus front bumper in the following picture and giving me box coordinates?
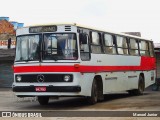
[12,86,81,92]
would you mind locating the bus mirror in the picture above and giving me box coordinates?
[79,33,87,44]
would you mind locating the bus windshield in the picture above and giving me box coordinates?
[43,33,78,60]
[15,35,41,62]
[15,33,78,62]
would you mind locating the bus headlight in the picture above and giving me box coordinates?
[64,75,70,82]
[16,75,22,82]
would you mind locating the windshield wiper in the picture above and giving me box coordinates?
[15,60,31,62]
[15,60,24,62]
[15,58,35,62]
[50,56,58,61]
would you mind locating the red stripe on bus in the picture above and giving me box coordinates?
[13,57,156,73]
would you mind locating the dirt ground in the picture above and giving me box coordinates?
[0,87,159,119]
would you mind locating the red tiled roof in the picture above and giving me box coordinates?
[0,20,15,35]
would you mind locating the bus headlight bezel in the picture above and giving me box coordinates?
[16,75,22,82]
[64,75,71,82]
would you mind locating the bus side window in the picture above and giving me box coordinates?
[149,42,154,57]
[139,40,149,56]
[90,32,102,54]
[103,33,116,54]
[129,38,139,56]
[116,36,128,55]
[79,33,90,61]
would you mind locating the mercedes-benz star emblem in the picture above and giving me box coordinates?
[37,74,45,82]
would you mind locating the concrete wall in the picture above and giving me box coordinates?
[0,49,15,87]
[0,62,13,87]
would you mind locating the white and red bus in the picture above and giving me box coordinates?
[12,24,156,105]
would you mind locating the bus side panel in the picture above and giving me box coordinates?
[103,70,155,93]
[103,72,126,93]
[79,73,95,96]
[103,71,138,93]
[143,70,155,88]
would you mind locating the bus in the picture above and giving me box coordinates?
[12,23,156,105]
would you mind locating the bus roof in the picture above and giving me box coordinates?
[20,23,152,41]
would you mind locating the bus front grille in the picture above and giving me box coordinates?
[15,74,73,83]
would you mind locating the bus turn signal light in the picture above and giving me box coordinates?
[74,64,80,68]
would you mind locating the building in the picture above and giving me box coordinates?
[0,17,24,87]
[0,16,24,49]
[0,20,15,35]
[154,43,160,78]
[0,16,24,31]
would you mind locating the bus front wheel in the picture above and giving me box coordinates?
[87,79,98,105]
[38,96,49,105]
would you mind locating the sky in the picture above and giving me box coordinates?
[1,0,160,43]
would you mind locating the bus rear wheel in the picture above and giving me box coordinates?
[87,79,98,105]
[128,75,144,95]
[38,96,49,105]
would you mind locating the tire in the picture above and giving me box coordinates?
[128,75,145,95]
[87,79,98,105]
[38,96,49,105]
[137,75,145,95]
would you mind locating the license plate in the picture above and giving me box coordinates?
[35,87,46,92]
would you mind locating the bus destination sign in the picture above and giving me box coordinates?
[29,26,57,33]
